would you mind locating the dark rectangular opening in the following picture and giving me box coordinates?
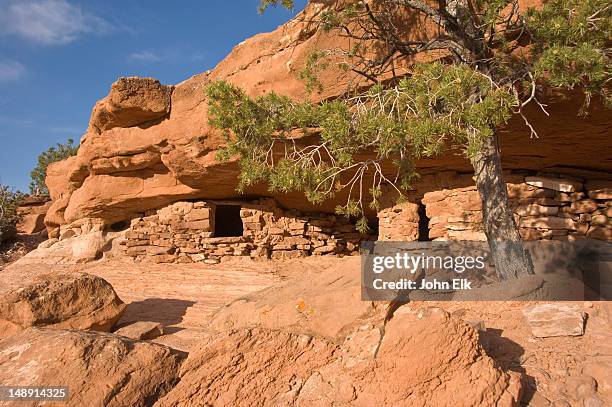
[418,203,431,241]
[370,217,380,240]
[214,205,244,237]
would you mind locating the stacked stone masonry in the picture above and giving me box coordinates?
[378,202,420,241]
[107,173,611,264]
[122,198,372,264]
[421,174,611,242]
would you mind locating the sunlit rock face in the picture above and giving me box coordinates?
[44,0,611,239]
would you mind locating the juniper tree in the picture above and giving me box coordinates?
[207,0,611,280]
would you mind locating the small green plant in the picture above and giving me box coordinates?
[0,185,24,244]
[30,138,79,196]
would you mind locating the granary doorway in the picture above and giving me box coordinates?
[214,204,244,237]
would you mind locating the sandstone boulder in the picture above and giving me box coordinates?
[0,273,126,339]
[89,77,172,134]
[353,308,521,406]
[158,307,522,406]
[0,328,184,407]
[16,196,51,234]
[155,328,338,407]
[17,230,116,264]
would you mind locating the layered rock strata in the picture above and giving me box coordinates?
[41,1,612,241]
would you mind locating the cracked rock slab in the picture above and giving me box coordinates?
[522,304,586,338]
[114,321,164,340]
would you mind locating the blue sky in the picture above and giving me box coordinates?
[0,0,306,191]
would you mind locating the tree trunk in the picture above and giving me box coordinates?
[470,133,535,280]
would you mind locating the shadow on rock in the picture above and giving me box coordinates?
[120,298,196,326]
[480,327,536,405]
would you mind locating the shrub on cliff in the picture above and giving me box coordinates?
[0,185,23,244]
[30,138,79,197]
[207,0,610,280]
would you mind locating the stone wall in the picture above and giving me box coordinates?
[421,174,611,241]
[378,202,420,241]
[122,198,371,264]
[43,172,610,265]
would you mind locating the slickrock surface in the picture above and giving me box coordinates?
[0,328,184,407]
[2,257,610,405]
[209,256,374,338]
[0,272,125,340]
[2,259,280,351]
[156,308,522,407]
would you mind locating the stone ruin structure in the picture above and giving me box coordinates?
[123,198,373,264]
[39,163,610,265]
[101,170,609,264]
[30,1,610,265]
[422,173,611,242]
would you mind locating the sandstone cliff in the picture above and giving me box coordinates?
[44,0,611,239]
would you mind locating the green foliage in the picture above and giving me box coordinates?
[30,138,79,196]
[299,51,329,93]
[258,0,294,13]
[207,62,514,226]
[318,4,363,33]
[0,185,24,244]
[527,0,611,111]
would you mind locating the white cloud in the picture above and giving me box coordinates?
[0,0,111,45]
[129,50,161,64]
[0,60,25,82]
